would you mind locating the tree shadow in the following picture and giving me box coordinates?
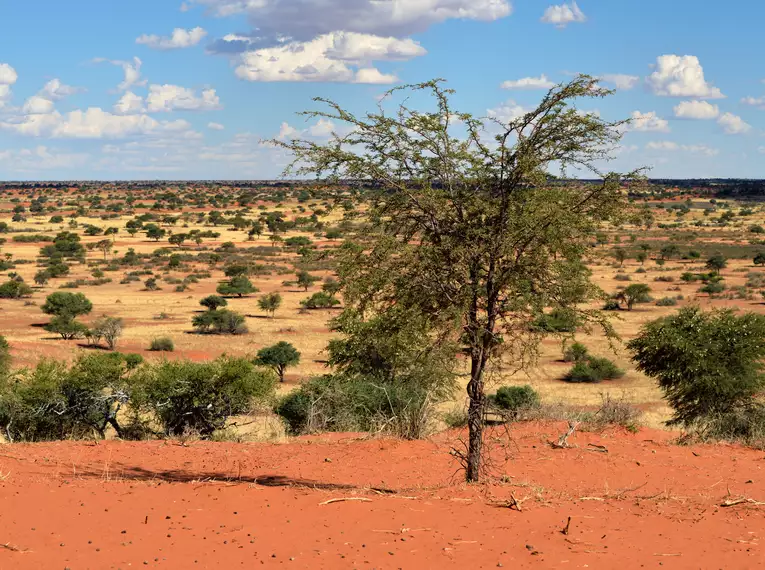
[72,465,396,493]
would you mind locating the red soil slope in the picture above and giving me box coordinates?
[0,423,763,569]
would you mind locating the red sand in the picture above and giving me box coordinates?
[1,423,764,569]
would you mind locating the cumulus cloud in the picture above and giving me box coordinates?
[717,112,751,135]
[1,107,194,139]
[22,96,55,115]
[645,141,719,156]
[501,74,555,90]
[646,55,724,98]
[40,79,80,100]
[741,96,765,109]
[146,85,222,112]
[673,100,720,120]
[600,74,640,90]
[137,27,208,50]
[235,32,421,83]
[192,0,511,41]
[114,91,145,115]
[0,63,18,109]
[541,1,586,28]
[208,122,225,130]
[628,111,670,132]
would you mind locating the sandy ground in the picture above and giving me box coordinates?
[1,423,764,569]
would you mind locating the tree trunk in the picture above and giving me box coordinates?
[466,353,487,482]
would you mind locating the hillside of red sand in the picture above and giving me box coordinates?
[0,422,763,569]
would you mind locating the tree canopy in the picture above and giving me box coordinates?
[275,74,639,481]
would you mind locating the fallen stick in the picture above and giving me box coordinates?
[720,497,765,507]
[0,542,30,553]
[587,443,608,453]
[319,497,373,506]
[508,493,523,512]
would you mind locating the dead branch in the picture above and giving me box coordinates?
[550,421,579,449]
[319,497,373,506]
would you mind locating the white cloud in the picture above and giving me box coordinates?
[208,122,225,130]
[646,55,724,98]
[0,63,18,86]
[137,27,208,50]
[145,85,222,112]
[673,100,720,120]
[541,1,586,28]
[629,111,670,132]
[717,112,751,135]
[40,79,80,100]
[0,63,18,109]
[192,0,511,40]
[1,107,195,139]
[22,96,55,115]
[235,32,419,83]
[646,141,718,156]
[501,74,555,90]
[758,146,765,154]
[487,100,528,124]
[114,91,145,115]
[600,74,639,90]
[741,96,765,110]
[0,146,89,172]
[95,57,147,91]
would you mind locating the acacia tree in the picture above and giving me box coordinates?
[275,75,638,481]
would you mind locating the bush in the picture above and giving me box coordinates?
[699,282,725,296]
[0,335,10,374]
[655,297,678,306]
[654,276,674,282]
[276,308,457,439]
[628,306,765,431]
[531,308,579,333]
[0,354,134,441]
[563,342,589,362]
[300,291,340,310]
[491,385,540,417]
[192,309,248,335]
[563,356,624,383]
[0,280,33,299]
[131,357,276,437]
[200,295,227,311]
[614,274,631,281]
[149,337,175,352]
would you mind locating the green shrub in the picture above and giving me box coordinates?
[656,297,678,306]
[563,342,589,362]
[628,306,765,432]
[300,291,340,310]
[614,274,631,281]
[491,385,540,417]
[149,337,175,352]
[563,356,624,383]
[0,280,33,299]
[531,308,579,333]
[131,357,276,437]
[192,309,248,335]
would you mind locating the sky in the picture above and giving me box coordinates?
[0,0,764,180]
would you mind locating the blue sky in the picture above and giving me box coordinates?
[0,0,763,180]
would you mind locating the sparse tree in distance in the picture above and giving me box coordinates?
[258,292,282,318]
[613,247,627,267]
[275,75,637,481]
[296,270,319,292]
[256,341,300,382]
[617,283,652,311]
[200,295,228,311]
[706,254,727,276]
